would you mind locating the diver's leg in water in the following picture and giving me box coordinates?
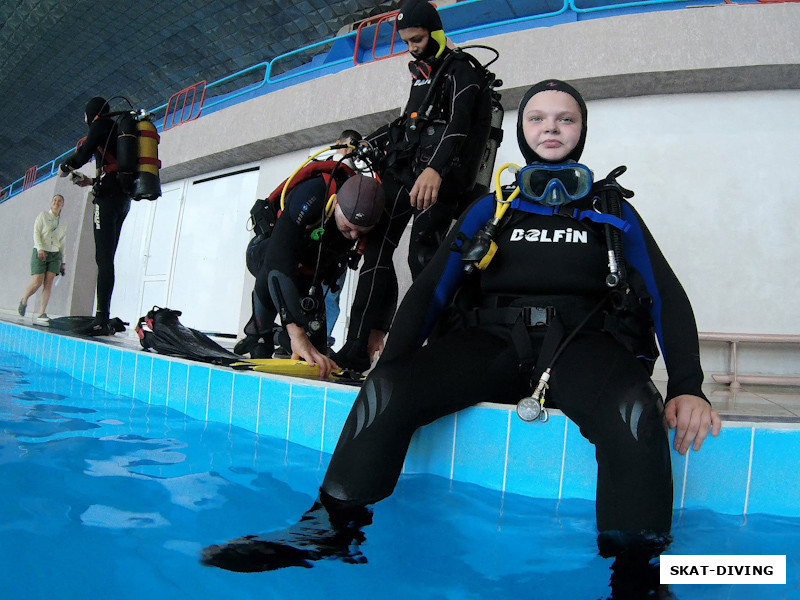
[550,335,673,598]
[607,555,676,600]
[322,327,524,504]
[201,327,526,572]
[550,334,673,550]
[201,492,373,572]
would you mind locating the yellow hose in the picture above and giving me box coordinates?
[493,163,521,222]
[280,145,335,211]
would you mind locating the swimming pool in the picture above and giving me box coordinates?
[0,349,797,599]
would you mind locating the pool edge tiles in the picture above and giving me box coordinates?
[2,319,800,517]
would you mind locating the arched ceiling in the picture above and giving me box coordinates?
[0,0,397,187]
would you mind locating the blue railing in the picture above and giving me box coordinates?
[2,0,741,204]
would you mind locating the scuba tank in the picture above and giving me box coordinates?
[134,114,162,200]
[107,105,162,201]
[471,91,504,199]
[116,112,139,196]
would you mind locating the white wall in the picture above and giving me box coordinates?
[587,91,800,336]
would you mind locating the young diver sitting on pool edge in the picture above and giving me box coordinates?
[200,80,721,587]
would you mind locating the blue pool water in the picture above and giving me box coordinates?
[0,350,798,600]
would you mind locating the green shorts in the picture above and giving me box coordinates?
[31,249,62,275]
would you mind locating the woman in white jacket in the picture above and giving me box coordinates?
[18,194,67,324]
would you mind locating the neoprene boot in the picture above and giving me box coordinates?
[200,492,372,572]
[80,311,112,336]
[598,530,675,599]
[330,338,371,373]
[597,530,672,561]
[233,334,261,356]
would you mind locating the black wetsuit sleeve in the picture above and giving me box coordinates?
[622,203,707,403]
[60,119,113,172]
[380,195,494,362]
[423,59,482,176]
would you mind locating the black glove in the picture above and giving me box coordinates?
[330,338,371,373]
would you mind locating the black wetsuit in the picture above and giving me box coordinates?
[322,188,707,537]
[251,176,361,352]
[340,48,488,359]
[61,116,131,318]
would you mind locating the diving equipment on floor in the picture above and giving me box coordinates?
[135,306,363,383]
[136,306,241,365]
[46,315,128,335]
[228,358,365,384]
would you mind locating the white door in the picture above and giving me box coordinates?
[169,167,259,335]
[111,199,154,326]
[139,182,184,318]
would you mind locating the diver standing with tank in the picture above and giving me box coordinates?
[59,96,132,336]
[202,80,721,595]
[333,0,502,372]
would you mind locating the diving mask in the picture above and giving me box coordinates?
[517,162,593,206]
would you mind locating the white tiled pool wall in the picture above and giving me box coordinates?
[2,321,799,518]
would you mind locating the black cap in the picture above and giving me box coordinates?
[337,175,385,227]
[516,79,588,164]
[397,0,442,32]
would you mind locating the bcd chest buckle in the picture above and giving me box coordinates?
[519,306,555,328]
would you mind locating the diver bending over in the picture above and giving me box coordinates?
[249,172,384,377]
[202,80,721,577]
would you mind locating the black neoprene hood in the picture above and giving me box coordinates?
[516,79,588,164]
[396,0,443,32]
[85,96,109,124]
